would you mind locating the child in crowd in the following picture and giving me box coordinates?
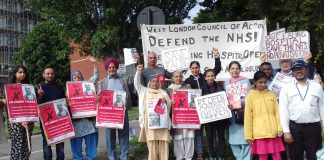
[201,69,228,160]
[244,71,285,160]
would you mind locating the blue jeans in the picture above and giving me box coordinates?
[70,132,98,160]
[41,126,64,160]
[105,111,129,160]
[194,126,203,155]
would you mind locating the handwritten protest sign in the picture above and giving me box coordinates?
[266,31,310,60]
[172,89,201,129]
[39,98,75,145]
[161,47,191,72]
[123,48,137,66]
[194,91,232,124]
[226,81,250,109]
[141,19,267,79]
[66,81,96,118]
[269,72,294,98]
[96,90,126,129]
[147,99,168,129]
[5,84,38,123]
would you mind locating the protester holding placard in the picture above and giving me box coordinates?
[38,66,66,160]
[244,71,285,160]
[200,69,228,160]
[167,70,195,160]
[223,61,251,160]
[141,51,172,88]
[5,65,34,160]
[69,57,99,160]
[97,57,133,160]
[134,67,172,160]
[184,48,221,160]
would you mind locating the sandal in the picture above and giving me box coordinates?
[197,154,203,160]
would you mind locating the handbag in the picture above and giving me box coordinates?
[234,99,245,124]
[234,108,244,124]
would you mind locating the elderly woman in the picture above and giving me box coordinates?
[69,57,99,160]
[134,67,172,160]
[167,71,195,160]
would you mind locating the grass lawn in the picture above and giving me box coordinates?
[128,106,139,121]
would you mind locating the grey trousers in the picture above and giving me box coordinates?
[174,138,195,160]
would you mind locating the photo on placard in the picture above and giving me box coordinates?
[82,82,94,95]
[188,93,197,108]
[149,112,161,127]
[54,102,68,118]
[22,85,36,100]
[113,93,125,107]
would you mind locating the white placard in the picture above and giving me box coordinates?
[123,48,137,66]
[194,91,232,124]
[269,72,294,98]
[161,47,190,72]
[147,100,168,129]
[266,31,310,60]
[141,19,267,79]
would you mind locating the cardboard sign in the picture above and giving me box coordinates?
[147,99,168,129]
[266,31,310,60]
[123,48,137,66]
[39,98,75,145]
[226,81,249,109]
[5,84,38,123]
[194,91,232,124]
[172,89,201,129]
[66,81,96,118]
[96,90,126,129]
[269,72,294,98]
[161,47,191,72]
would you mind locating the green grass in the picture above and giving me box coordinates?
[128,106,139,121]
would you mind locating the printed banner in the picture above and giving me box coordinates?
[172,89,201,129]
[96,90,126,129]
[141,19,267,79]
[266,31,310,60]
[66,81,96,118]
[147,99,168,129]
[268,73,294,98]
[226,81,250,109]
[5,84,38,123]
[39,98,75,145]
[194,91,232,124]
[161,47,191,72]
[123,48,137,66]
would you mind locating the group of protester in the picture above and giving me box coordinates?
[0,47,323,160]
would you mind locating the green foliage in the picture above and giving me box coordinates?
[26,0,197,57]
[14,20,71,86]
[194,0,324,70]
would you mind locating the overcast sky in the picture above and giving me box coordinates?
[183,0,205,24]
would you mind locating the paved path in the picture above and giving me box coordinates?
[0,120,140,160]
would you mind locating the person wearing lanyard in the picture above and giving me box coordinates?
[279,60,324,160]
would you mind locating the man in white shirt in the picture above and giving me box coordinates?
[279,60,324,160]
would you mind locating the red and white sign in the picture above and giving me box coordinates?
[39,98,75,145]
[226,82,249,109]
[5,84,38,123]
[172,89,201,129]
[147,99,168,129]
[66,81,96,118]
[96,90,126,129]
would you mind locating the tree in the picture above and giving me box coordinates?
[14,20,71,86]
[26,0,196,58]
[194,0,324,70]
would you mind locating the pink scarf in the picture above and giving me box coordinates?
[229,76,246,83]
